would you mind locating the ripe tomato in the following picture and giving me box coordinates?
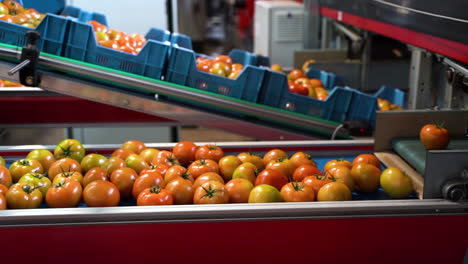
[288,81,308,96]
[45,179,82,208]
[4,0,24,15]
[237,152,264,171]
[292,164,322,182]
[193,181,229,204]
[121,140,146,154]
[263,149,288,166]
[248,184,283,203]
[26,149,55,172]
[83,180,120,207]
[255,169,288,191]
[287,69,306,81]
[132,171,165,198]
[111,148,135,160]
[0,165,12,187]
[380,167,414,198]
[351,163,381,193]
[87,20,107,32]
[54,139,86,163]
[289,152,316,168]
[195,144,224,162]
[80,153,108,174]
[125,154,149,174]
[141,164,168,177]
[324,159,352,172]
[193,172,224,190]
[280,181,315,202]
[187,159,219,179]
[210,62,231,76]
[0,183,7,196]
[352,154,381,170]
[53,171,84,186]
[327,166,355,192]
[172,141,197,166]
[225,178,253,203]
[6,183,42,209]
[110,167,138,199]
[0,193,5,210]
[218,155,242,181]
[9,159,43,183]
[18,172,51,197]
[48,158,81,181]
[266,158,296,178]
[83,167,108,188]
[165,178,194,204]
[101,156,126,175]
[164,165,188,184]
[317,182,352,201]
[302,175,332,196]
[139,148,159,165]
[419,124,450,150]
[232,162,257,183]
[213,55,233,65]
[137,186,173,206]
[152,150,179,167]
[0,14,13,23]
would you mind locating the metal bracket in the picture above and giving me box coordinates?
[443,58,468,109]
[333,22,365,57]
[8,31,41,87]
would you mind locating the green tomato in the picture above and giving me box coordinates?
[125,154,149,175]
[54,139,86,163]
[95,31,110,41]
[0,3,8,15]
[380,167,414,199]
[0,156,5,167]
[248,184,283,203]
[80,153,108,174]
[26,149,56,172]
[232,162,257,184]
[18,172,51,197]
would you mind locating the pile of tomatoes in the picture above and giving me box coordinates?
[377,98,403,111]
[0,139,415,210]
[87,20,147,55]
[0,0,44,28]
[196,55,244,79]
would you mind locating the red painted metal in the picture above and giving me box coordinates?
[0,216,467,264]
[320,7,468,63]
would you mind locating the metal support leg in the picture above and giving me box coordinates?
[408,48,433,109]
[304,0,321,49]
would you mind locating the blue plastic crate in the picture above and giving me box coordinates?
[374,85,405,107]
[0,13,69,55]
[346,89,379,123]
[60,6,107,26]
[64,20,171,80]
[305,65,345,90]
[166,45,265,102]
[21,0,65,14]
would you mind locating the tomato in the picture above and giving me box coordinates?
[83,180,120,207]
[45,179,82,208]
[193,172,224,190]
[288,81,308,96]
[137,186,173,206]
[287,69,306,81]
[289,152,316,168]
[255,169,288,191]
[237,152,265,171]
[380,167,414,198]
[248,184,283,203]
[0,156,5,167]
[87,20,107,32]
[327,166,355,192]
[18,172,51,197]
[101,156,126,175]
[111,148,135,160]
[213,55,233,65]
[139,148,159,164]
[187,159,219,179]
[3,0,24,15]
[324,159,353,172]
[352,154,381,170]
[110,167,138,199]
[232,162,257,183]
[232,63,243,72]
[0,14,13,23]
[165,178,194,204]
[351,163,381,193]
[317,182,352,201]
[193,181,229,204]
[95,31,109,41]
[419,124,450,150]
[54,139,86,163]
[48,158,81,181]
[80,153,107,174]
[266,158,296,178]
[26,149,55,171]
[210,62,231,76]
[83,167,108,188]
[292,164,322,182]
[121,140,146,154]
[172,141,197,166]
[132,171,165,198]
[0,165,12,187]
[0,193,5,210]
[0,183,7,196]
[53,171,84,186]
[302,175,332,196]
[195,144,224,162]
[141,164,168,177]
[6,183,42,209]
[151,150,179,167]
[197,60,212,73]
[218,155,242,181]
[125,154,149,174]
[225,178,253,203]
[280,181,315,202]
[0,3,8,15]
[9,159,43,183]
[270,64,283,73]
[164,165,190,184]
[263,149,288,166]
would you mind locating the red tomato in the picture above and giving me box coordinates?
[80,153,107,174]
[140,164,168,177]
[83,180,120,207]
[9,159,43,183]
[125,154,149,174]
[292,165,322,182]
[137,186,173,206]
[195,144,224,162]
[6,183,42,209]
[121,140,146,154]
[0,193,5,210]
[164,165,188,184]
[266,158,296,178]
[263,149,288,166]
[324,159,352,172]
[132,171,165,199]
[218,155,242,181]
[288,81,308,96]
[111,148,135,160]
[287,69,306,81]
[54,139,86,163]
[0,165,12,187]
[237,152,265,171]
[280,181,315,202]
[419,124,450,150]
[248,184,283,203]
[87,20,107,32]
[83,167,108,188]
[213,55,233,66]
[317,182,352,201]
[193,172,224,190]
[101,156,126,175]
[327,166,356,192]
[53,171,84,186]
[352,154,381,170]
[289,152,316,168]
[151,150,180,167]
[302,175,332,196]
[26,149,56,172]
[48,158,81,181]
[225,178,254,203]
[193,181,229,204]
[165,178,194,204]
[232,162,257,183]
[110,168,138,199]
[172,141,197,166]
[45,179,83,208]
[139,148,159,165]
[351,163,381,193]
[0,183,8,196]
[187,159,219,179]
[255,169,288,191]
